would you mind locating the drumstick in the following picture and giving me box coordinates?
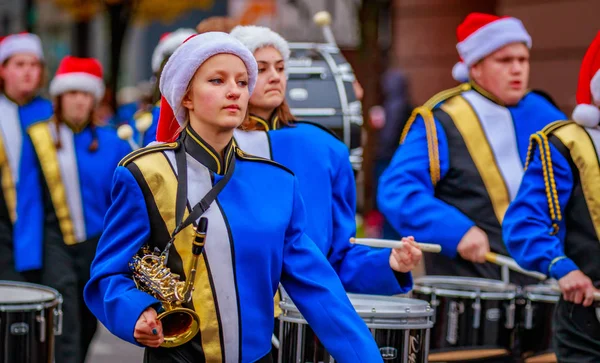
[349,237,442,253]
[485,252,547,280]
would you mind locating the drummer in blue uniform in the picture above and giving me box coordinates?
[230,25,422,296]
[84,32,383,363]
[377,13,565,284]
[503,32,600,362]
[0,32,53,281]
[23,55,131,363]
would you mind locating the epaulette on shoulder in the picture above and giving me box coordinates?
[234,147,294,175]
[540,120,573,136]
[293,120,341,141]
[119,141,179,167]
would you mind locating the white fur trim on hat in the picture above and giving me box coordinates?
[230,25,290,61]
[457,17,531,67]
[159,32,258,126]
[151,28,196,73]
[452,62,469,82]
[572,103,600,127]
[49,72,105,101]
[0,33,43,64]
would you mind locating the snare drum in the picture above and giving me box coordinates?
[413,276,517,362]
[519,284,559,363]
[278,293,433,363]
[0,281,63,363]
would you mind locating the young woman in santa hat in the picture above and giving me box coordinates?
[230,25,421,297]
[0,33,53,281]
[84,32,383,363]
[504,31,600,362]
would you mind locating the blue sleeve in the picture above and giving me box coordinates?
[328,146,412,295]
[503,142,578,280]
[84,166,160,345]
[377,115,474,258]
[281,178,383,363]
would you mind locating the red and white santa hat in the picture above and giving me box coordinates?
[151,28,197,73]
[0,33,44,64]
[156,32,258,142]
[49,56,105,101]
[230,25,290,61]
[452,13,532,82]
[571,31,600,127]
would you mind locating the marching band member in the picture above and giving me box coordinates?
[84,32,383,363]
[21,56,131,363]
[0,33,53,280]
[377,13,565,283]
[503,32,600,362]
[230,25,421,295]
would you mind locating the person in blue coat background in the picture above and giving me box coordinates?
[0,32,53,281]
[230,25,422,297]
[84,32,383,363]
[23,56,132,363]
[377,13,566,284]
[503,32,600,362]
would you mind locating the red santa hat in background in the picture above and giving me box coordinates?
[151,28,197,74]
[571,31,600,127]
[0,33,44,64]
[49,56,105,101]
[452,13,532,82]
[156,32,258,142]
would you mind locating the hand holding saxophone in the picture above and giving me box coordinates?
[135,307,164,347]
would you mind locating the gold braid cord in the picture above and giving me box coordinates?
[526,131,561,235]
[398,83,471,186]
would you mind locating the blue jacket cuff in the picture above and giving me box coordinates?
[548,257,579,280]
[393,270,413,294]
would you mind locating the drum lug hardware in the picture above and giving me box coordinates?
[54,298,63,336]
[524,300,533,329]
[505,299,516,329]
[37,308,46,342]
[472,296,481,329]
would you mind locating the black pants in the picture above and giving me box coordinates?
[37,236,99,363]
[554,297,600,362]
[144,344,273,363]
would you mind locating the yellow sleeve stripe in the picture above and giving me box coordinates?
[527,132,561,235]
[548,256,567,275]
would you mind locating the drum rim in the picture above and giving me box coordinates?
[280,293,433,317]
[278,315,435,330]
[0,280,62,309]
[414,276,517,299]
[524,283,560,302]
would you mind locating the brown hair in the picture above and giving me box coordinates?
[196,16,239,34]
[242,99,296,131]
[0,56,47,95]
[54,93,99,151]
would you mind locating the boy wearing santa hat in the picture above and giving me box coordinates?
[21,55,131,363]
[0,33,53,282]
[378,13,565,284]
[503,32,600,362]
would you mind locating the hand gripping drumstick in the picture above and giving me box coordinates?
[485,252,548,281]
[350,237,442,253]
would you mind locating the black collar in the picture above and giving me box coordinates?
[182,126,235,175]
[249,113,280,131]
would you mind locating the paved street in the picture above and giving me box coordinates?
[87,324,144,363]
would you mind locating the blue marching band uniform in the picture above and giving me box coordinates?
[377,82,565,283]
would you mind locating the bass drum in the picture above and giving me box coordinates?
[286,42,363,171]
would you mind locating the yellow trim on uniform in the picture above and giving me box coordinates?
[249,115,270,131]
[0,133,16,223]
[552,122,600,240]
[119,142,178,167]
[271,115,279,130]
[440,96,510,223]
[185,128,222,174]
[133,153,223,362]
[527,132,561,234]
[28,122,77,245]
[549,256,567,274]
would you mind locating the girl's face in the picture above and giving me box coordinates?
[183,53,250,133]
[60,91,95,126]
[249,46,286,116]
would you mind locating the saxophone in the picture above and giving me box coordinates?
[129,217,208,348]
